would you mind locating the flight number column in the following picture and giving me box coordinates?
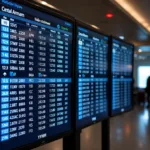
[0,18,10,142]
[8,20,28,140]
[0,78,10,142]
[0,18,28,141]
[78,38,91,120]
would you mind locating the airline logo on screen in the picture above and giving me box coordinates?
[1,0,22,9]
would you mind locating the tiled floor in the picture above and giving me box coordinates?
[34,106,150,150]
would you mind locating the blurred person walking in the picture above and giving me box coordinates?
[145,76,150,108]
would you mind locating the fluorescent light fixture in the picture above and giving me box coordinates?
[40,0,57,9]
[91,24,99,30]
[119,36,125,40]
[148,27,150,31]
[41,1,47,5]
[143,22,149,27]
[113,0,150,33]
[48,4,56,9]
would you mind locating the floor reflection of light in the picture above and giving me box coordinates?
[53,144,61,150]
[138,109,149,137]
[85,131,90,141]
[138,142,144,148]
[116,128,123,141]
[141,110,149,124]
[125,124,131,136]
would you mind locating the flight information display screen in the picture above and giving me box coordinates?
[76,25,109,129]
[0,0,73,149]
[111,38,133,116]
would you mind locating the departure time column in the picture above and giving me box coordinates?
[37,28,47,133]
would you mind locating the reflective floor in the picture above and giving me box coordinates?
[110,106,150,150]
[34,106,150,150]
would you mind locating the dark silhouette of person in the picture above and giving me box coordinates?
[145,76,150,107]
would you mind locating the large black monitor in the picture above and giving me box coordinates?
[110,37,134,116]
[75,22,109,129]
[0,0,74,149]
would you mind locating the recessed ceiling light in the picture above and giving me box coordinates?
[91,25,99,29]
[119,36,125,40]
[41,1,47,5]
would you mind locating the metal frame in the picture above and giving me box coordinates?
[109,36,135,117]
[102,118,110,150]
[63,130,81,150]
[0,0,75,149]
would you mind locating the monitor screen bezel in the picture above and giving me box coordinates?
[0,0,75,149]
[75,20,110,130]
[109,36,134,117]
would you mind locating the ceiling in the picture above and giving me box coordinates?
[111,0,150,60]
[35,0,150,47]
[125,0,150,26]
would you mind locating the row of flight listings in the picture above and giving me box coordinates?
[0,0,134,149]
